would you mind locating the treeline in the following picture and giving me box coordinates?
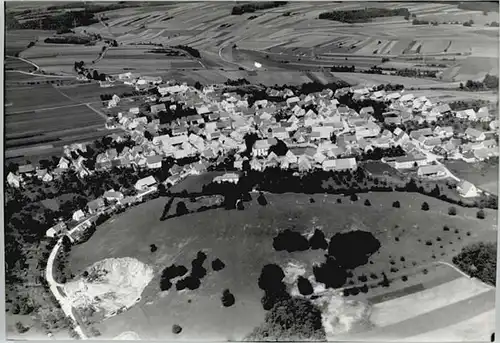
[360,146,406,161]
[395,68,438,78]
[9,11,99,31]
[319,8,410,23]
[231,2,288,15]
[224,78,250,86]
[330,65,356,72]
[448,99,490,111]
[46,2,140,12]
[146,48,185,56]
[460,74,499,90]
[44,36,91,45]
[173,45,201,58]
[412,19,439,26]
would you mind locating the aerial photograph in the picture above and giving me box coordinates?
[3,0,499,341]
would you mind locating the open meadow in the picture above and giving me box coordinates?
[68,192,496,340]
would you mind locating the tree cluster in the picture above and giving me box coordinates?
[330,65,356,72]
[319,8,410,23]
[173,45,201,58]
[452,242,496,286]
[231,1,288,15]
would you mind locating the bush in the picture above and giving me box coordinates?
[15,322,29,334]
[328,230,381,269]
[212,258,225,271]
[150,244,157,253]
[401,275,408,282]
[313,257,348,289]
[364,199,371,206]
[452,242,496,286]
[425,240,433,246]
[172,324,182,334]
[273,229,309,252]
[350,194,358,202]
[247,297,326,341]
[337,198,342,204]
[392,201,400,208]
[443,225,450,231]
[257,193,268,206]
[221,289,235,307]
[421,202,429,211]
[309,197,315,203]
[297,276,314,296]
[477,209,486,219]
[176,201,189,216]
[308,229,328,250]
[448,207,457,216]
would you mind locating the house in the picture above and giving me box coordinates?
[457,180,480,198]
[431,103,452,116]
[46,222,67,238]
[72,210,85,222]
[7,172,21,188]
[129,107,140,115]
[138,75,162,85]
[384,153,428,169]
[151,103,166,114]
[87,198,105,214]
[456,108,476,120]
[135,175,157,191]
[286,96,300,107]
[103,190,124,202]
[165,174,182,187]
[253,139,272,157]
[433,126,453,138]
[146,155,163,169]
[18,164,35,175]
[476,107,490,122]
[250,158,264,171]
[213,172,240,184]
[417,164,447,178]
[58,157,70,169]
[465,128,486,142]
[322,158,357,172]
[298,155,313,172]
[360,106,374,117]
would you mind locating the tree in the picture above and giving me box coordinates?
[247,297,326,341]
[92,70,99,80]
[364,199,371,206]
[150,244,157,252]
[484,74,499,89]
[176,201,188,216]
[392,201,400,208]
[221,289,235,307]
[350,193,358,202]
[212,258,225,271]
[448,206,457,216]
[477,209,486,219]
[15,322,29,334]
[194,81,203,90]
[172,324,182,334]
[421,202,429,211]
[452,242,496,286]
[297,276,313,295]
[257,192,268,206]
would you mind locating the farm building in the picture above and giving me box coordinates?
[457,180,480,198]
[465,128,486,142]
[213,172,240,184]
[417,164,447,178]
[87,198,105,214]
[253,139,273,157]
[146,155,163,169]
[18,164,35,175]
[322,158,357,172]
[151,104,166,115]
[103,190,124,202]
[135,176,157,191]
[384,153,428,169]
[7,172,21,188]
[46,222,67,238]
[72,210,85,222]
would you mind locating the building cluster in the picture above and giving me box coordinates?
[6,76,499,236]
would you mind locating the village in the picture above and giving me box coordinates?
[6,71,499,239]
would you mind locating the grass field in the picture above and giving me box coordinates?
[444,160,499,195]
[68,191,496,340]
